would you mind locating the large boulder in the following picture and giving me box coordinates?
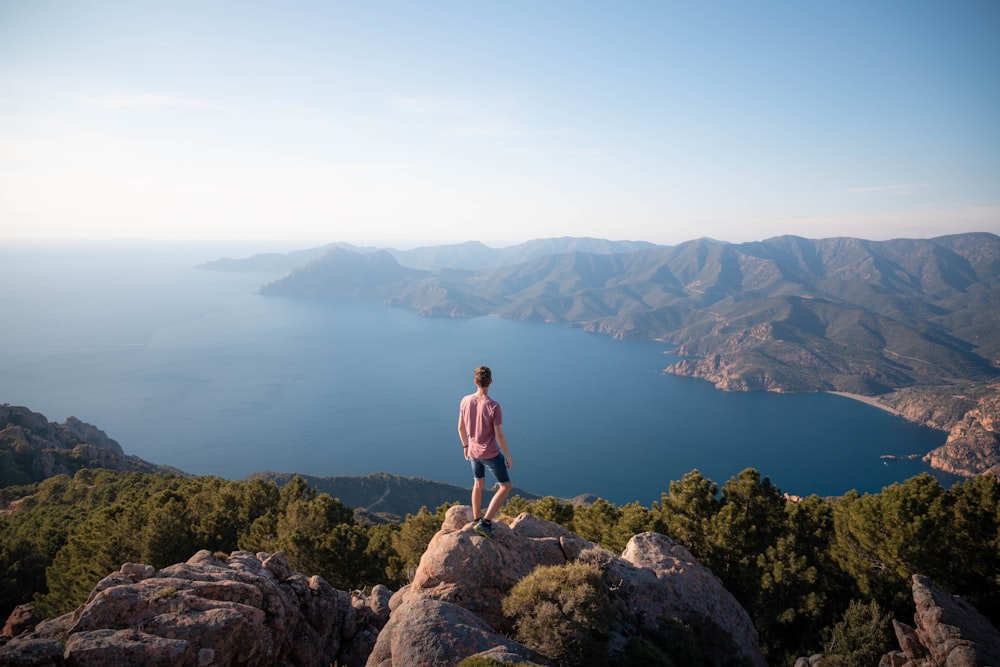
[617,531,766,665]
[390,506,590,630]
[382,505,766,667]
[367,598,551,667]
[0,550,389,667]
[880,574,1000,667]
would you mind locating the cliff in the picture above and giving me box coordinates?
[0,404,185,487]
[874,385,1000,477]
[1,507,768,666]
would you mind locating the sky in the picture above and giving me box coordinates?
[1,1,998,249]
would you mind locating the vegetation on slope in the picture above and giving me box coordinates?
[2,467,997,664]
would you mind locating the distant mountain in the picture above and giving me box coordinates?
[0,405,186,487]
[201,237,659,273]
[253,233,1000,476]
[259,248,430,297]
[265,234,999,390]
[195,242,376,273]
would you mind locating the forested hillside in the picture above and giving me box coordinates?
[3,467,998,664]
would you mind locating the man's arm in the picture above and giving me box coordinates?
[495,423,512,468]
[458,414,470,460]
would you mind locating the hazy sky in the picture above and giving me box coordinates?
[1,1,998,248]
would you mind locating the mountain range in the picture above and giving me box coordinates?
[206,233,1000,477]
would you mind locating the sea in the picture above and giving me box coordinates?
[0,243,958,506]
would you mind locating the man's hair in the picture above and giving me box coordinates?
[474,366,492,387]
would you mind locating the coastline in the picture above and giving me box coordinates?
[826,391,903,417]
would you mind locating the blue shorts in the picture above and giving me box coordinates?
[471,453,510,485]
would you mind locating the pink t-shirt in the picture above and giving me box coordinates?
[460,394,503,459]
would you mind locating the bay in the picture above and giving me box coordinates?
[0,243,954,505]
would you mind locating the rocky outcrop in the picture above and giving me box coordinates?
[923,391,1000,477]
[367,598,551,667]
[1,604,38,639]
[880,575,1000,667]
[377,505,767,667]
[0,404,183,487]
[2,508,767,666]
[0,550,389,667]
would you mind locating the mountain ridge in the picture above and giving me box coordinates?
[248,232,1000,477]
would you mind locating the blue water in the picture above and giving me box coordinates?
[0,243,954,505]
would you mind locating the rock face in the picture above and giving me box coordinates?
[880,574,1000,667]
[0,404,182,487]
[0,550,389,667]
[923,392,1000,477]
[375,505,767,667]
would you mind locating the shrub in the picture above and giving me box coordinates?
[457,658,535,667]
[824,599,893,667]
[502,561,612,667]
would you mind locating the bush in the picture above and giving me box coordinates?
[824,599,893,667]
[502,562,613,667]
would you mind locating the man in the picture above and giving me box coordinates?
[457,365,513,540]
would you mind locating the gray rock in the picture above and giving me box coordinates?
[388,506,767,666]
[879,574,1000,666]
[0,550,388,667]
[1,604,38,639]
[367,598,550,667]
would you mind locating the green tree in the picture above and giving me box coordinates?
[937,474,1000,621]
[831,473,948,614]
[270,490,369,587]
[655,469,721,561]
[573,499,622,548]
[37,503,146,617]
[504,494,533,519]
[141,489,196,566]
[524,496,576,531]
[754,495,849,664]
[706,469,787,607]
[606,502,661,554]
[365,522,407,586]
[392,506,445,581]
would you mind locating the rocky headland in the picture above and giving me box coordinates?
[0,404,185,488]
[875,386,1000,477]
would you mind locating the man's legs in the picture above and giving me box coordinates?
[483,481,512,521]
[471,476,485,521]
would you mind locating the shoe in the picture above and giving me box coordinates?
[474,520,495,541]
